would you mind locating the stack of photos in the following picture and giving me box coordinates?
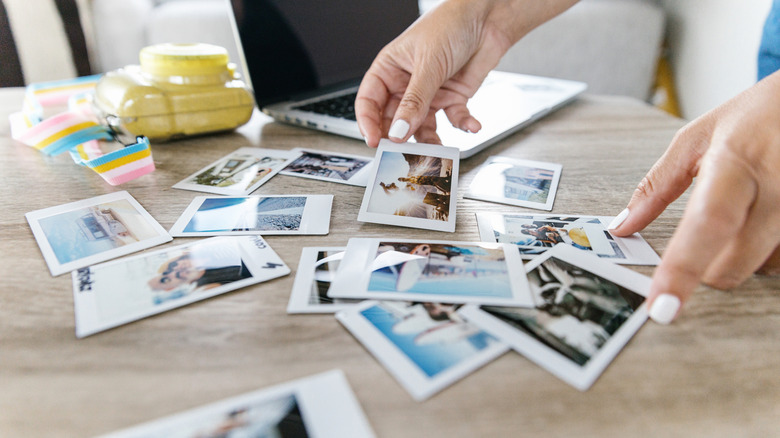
[280,148,374,186]
[25,191,171,276]
[72,236,290,337]
[287,246,361,314]
[329,238,533,307]
[476,212,660,265]
[460,244,651,390]
[465,156,562,211]
[172,147,298,196]
[358,140,460,232]
[98,370,375,438]
[169,195,333,236]
[336,300,508,401]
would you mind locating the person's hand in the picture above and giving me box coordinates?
[356,0,578,147]
[608,70,780,324]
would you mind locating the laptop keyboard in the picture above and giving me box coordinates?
[293,92,357,121]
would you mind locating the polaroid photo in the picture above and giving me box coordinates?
[172,147,298,196]
[287,246,362,314]
[169,195,333,237]
[465,156,562,211]
[280,148,373,186]
[329,238,533,307]
[476,212,660,265]
[97,369,375,438]
[25,191,171,276]
[72,236,290,338]
[459,244,650,391]
[358,140,460,232]
[336,300,508,401]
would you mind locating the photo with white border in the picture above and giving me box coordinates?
[358,140,459,233]
[459,244,650,391]
[465,156,562,211]
[169,195,333,236]
[280,148,373,186]
[72,236,290,338]
[25,191,171,276]
[287,246,362,314]
[336,300,508,401]
[329,238,533,307]
[97,369,375,438]
[172,147,298,196]
[476,212,660,265]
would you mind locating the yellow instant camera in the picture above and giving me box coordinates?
[93,43,254,141]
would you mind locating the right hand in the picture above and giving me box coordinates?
[355,0,578,147]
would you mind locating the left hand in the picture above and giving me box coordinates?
[609,70,780,323]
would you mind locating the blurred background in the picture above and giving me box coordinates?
[0,0,772,121]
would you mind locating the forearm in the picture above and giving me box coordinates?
[444,0,580,52]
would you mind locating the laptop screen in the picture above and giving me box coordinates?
[230,0,420,106]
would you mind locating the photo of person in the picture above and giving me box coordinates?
[73,236,290,337]
[498,215,620,258]
[368,242,513,299]
[37,199,162,265]
[186,395,308,438]
[360,301,500,378]
[282,150,370,181]
[146,241,253,304]
[183,196,307,233]
[483,255,645,366]
[367,152,453,221]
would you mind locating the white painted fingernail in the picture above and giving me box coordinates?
[608,208,630,230]
[649,294,680,325]
[388,119,410,140]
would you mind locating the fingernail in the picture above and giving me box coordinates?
[649,294,680,325]
[608,208,630,230]
[388,119,410,140]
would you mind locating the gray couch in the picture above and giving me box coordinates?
[89,0,664,101]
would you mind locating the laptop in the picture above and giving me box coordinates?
[227,0,586,158]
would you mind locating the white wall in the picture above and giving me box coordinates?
[660,0,772,119]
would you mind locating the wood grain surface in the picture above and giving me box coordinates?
[1,88,778,437]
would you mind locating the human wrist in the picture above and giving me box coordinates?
[480,0,579,47]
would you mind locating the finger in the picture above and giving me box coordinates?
[757,245,780,276]
[647,154,757,324]
[389,62,447,142]
[609,123,713,236]
[701,184,780,287]
[443,103,482,133]
[413,110,442,145]
[380,95,402,140]
[356,71,393,148]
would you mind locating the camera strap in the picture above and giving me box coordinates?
[9,75,156,186]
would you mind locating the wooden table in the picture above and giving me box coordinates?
[1,88,778,437]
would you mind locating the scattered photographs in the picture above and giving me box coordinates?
[280,148,373,186]
[476,212,660,265]
[169,195,333,237]
[336,300,508,401]
[465,156,562,211]
[287,246,361,314]
[72,236,290,338]
[172,147,297,196]
[329,238,533,307]
[25,191,171,276]
[97,370,375,438]
[358,140,460,232]
[459,244,650,390]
